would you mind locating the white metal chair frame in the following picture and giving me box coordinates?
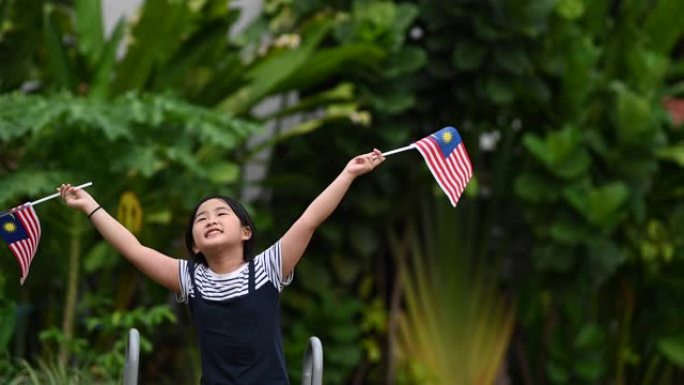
[122,329,323,385]
[122,328,140,385]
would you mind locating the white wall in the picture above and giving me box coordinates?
[103,0,141,37]
[103,0,262,36]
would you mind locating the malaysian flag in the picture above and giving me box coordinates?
[0,204,41,284]
[414,126,473,206]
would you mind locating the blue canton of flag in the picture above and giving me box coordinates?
[1,204,41,285]
[414,126,473,206]
[431,126,462,157]
[1,214,30,244]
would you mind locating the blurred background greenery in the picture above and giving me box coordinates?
[0,0,683,384]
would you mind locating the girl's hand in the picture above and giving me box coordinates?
[344,148,385,177]
[58,183,98,213]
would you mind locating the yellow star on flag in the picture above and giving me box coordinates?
[3,221,17,233]
[441,131,453,143]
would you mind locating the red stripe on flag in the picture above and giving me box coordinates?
[415,139,460,197]
[415,139,461,205]
[427,138,467,198]
[438,151,465,197]
[456,145,473,178]
[414,131,473,207]
[444,150,467,194]
[10,243,27,277]
[11,205,41,283]
[449,145,471,193]
[19,206,40,242]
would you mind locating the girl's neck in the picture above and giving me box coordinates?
[204,248,246,274]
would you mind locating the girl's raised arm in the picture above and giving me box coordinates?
[59,184,180,293]
[279,149,385,276]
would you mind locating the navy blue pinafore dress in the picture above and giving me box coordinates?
[187,259,290,385]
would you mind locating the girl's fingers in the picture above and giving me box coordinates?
[57,184,77,200]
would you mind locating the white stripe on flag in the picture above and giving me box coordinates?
[415,139,460,205]
[423,139,458,185]
[455,145,473,178]
[447,149,469,196]
[415,140,459,200]
[14,204,40,283]
[444,150,467,193]
[424,139,463,198]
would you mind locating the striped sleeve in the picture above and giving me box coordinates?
[176,259,191,303]
[256,240,293,292]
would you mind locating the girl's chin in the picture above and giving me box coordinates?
[198,238,236,251]
[200,240,225,250]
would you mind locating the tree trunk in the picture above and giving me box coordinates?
[60,211,82,364]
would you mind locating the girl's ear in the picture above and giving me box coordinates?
[192,244,200,254]
[241,226,252,241]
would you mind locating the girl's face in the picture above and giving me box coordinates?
[190,198,251,255]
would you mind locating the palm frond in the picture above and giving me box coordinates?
[394,206,515,385]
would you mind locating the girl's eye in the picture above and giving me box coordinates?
[196,217,206,222]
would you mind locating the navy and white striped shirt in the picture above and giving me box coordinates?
[176,240,293,303]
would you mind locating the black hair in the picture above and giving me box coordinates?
[184,195,256,265]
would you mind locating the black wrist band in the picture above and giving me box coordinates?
[87,205,102,219]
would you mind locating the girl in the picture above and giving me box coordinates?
[58,149,385,385]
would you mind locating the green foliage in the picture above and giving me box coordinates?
[35,299,175,379]
[0,0,43,92]
[394,201,515,385]
[504,1,684,383]
[5,358,117,385]
[0,274,17,354]
[282,276,365,385]
[522,126,592,180]
[391,0,684,384]
[0,91,258,205]
[658,335,684,368]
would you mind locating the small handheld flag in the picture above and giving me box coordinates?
[0,181,92,284]
[382,126,473,206]
[1,204,41,285]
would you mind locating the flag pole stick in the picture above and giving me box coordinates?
[381,144,415,157]
[0,182,93,218]
[30,182,93,206]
